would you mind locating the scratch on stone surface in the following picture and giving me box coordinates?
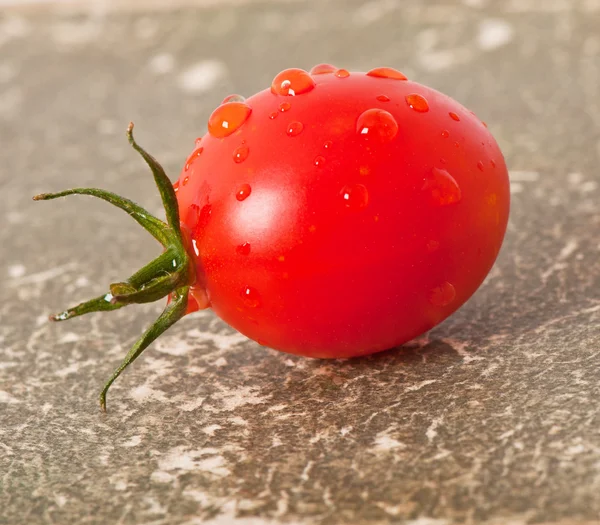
[405,379,437,392]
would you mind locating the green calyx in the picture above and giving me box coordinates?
[34,122,194,412]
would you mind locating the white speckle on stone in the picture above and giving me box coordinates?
[178,60,228,94]
[7,264,25,278]
[202,424,222,436]
[41,403,53,415]
[179,397,205,412]
[558,239,578,260]
[206,385,269,412]
[0,390,20,404]
[0,14,31,46]
[149,53,175,75]
[568,172,584,184]
[9,263,76,286]
[510,170,539,182]
[154,446,231,482]
[426,417,443,442]
[510,182,524,194]
[150,470,175,483]
[477,18,514,51]
[284,359,296,367]
[462,0,489,7]
[58,332,80,344]
[129,384,168,404]
[581,181,598,193]
[405,379,437,392]
[97,119,118,136]
[340,426,353,436]
[352,0,397,26]
[74,276,90,287]
[122,435,142,448]
[373,431,406,451]
[155,337,193,356]
[54,494,68,508]
[214,357,228,367]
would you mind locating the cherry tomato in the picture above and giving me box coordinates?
[178,66,509,358]
[35,65,509,409]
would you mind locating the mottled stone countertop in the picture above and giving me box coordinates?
[1,1,599,524]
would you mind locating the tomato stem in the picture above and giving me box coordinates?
[33,122,193,411]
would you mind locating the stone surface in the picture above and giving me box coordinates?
[1,1,600,524]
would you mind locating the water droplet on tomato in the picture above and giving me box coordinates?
[482,121,488,128]
[195,147,204,156]
[449,112,460,122]
[314,155,325,167]
[184,162,191,171]
[356,108,398,143]
[236,183,252,201]
[441,130,449,138]
[340,183,369,210]
[310,63,337,75]
[236,242,251,255]
[366,67,407,80]
[334,69,350,78]
[241,286,261,308]
[423,167,461,206]
[222,94,245,104]
[323,140,332,149]
[491,159,496,168]
[208,102,252,138]
[173,180,180,192]
[233,145,249,163]
[376,94,390,102]
[269,111,278,120]
[271,68,316,96]
[195,137,202,146]
[405,93,429,112]
[279,102,291,112]
[428,281,456,306]
[477,160,485,172]
[286,121,304,137]
[182,176,189,186]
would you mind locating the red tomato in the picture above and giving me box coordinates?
[36,65,509,409]
[176,66,509,358]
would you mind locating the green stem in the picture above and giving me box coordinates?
[34,122,196,411]
[99,286,189,412]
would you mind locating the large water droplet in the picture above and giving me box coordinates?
[236,183,252,201]
[477,160,485,172]
[241,286,261,308]
[366,67,407,80]
[208,102,252,138]
[279,102,291,112]
[423,167,462,206]
[334,69,350,78]
[428,281,456,306]
[376,94,390,102]
[236,242,251,255]
[233,145,249,163]
[271,68,316,96]
[340,183,369,210]
[405,93,429,112]
[356,108,398,143]
[222,94,246,104]
[269,111,278,120]
[449,112,460,122]
[286,121,304,137]
[310,63,337,75]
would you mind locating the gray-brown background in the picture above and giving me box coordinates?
[1,0,599,524]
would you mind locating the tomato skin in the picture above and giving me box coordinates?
[175,69,509,358]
